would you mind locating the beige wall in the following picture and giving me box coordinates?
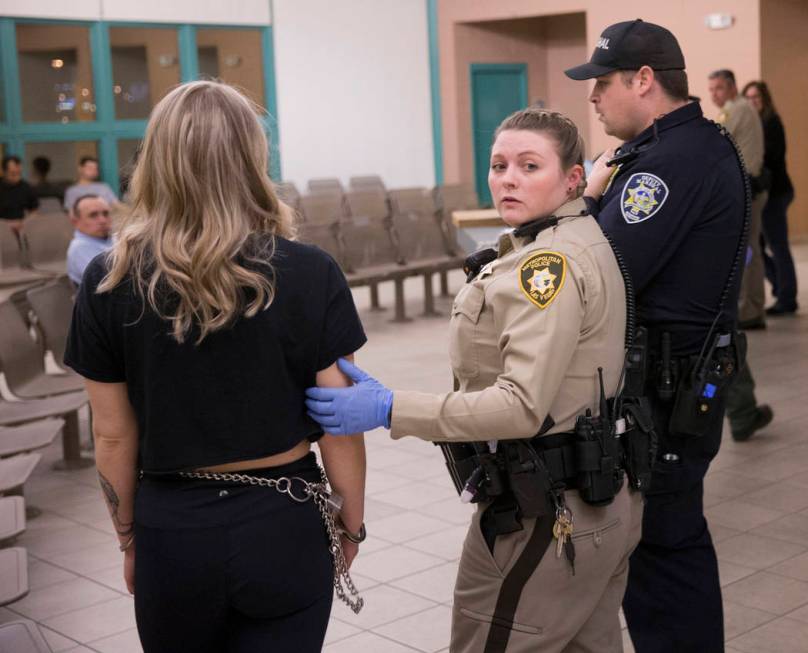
[439,0,763,184]
[541,14,589,150]
[761,0,808,238]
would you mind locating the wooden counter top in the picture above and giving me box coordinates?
[451,209,504,229]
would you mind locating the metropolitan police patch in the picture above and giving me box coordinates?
[621,172,669,224]
[519,251,566,309]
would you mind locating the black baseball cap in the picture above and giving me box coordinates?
[564,19,685,80]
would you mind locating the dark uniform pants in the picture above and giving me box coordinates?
[451,483,643,652]
[622,390,725,653]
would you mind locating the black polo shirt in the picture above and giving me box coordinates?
[64,237,367,472]
[591,101,745,355]
[0,180,38,219]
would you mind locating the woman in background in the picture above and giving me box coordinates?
[742,80,798,315]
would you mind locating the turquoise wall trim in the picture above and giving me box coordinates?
[90,22,119,190]
[0,19,23,147]
[426,0,443,185]
[262,24,281,180]
[178,25,198,82]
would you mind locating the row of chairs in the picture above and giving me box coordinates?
[276,181,479,321]
[0,213,73,291]
[0,278,91,627]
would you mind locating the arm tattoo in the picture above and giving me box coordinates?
[98,472,134,538]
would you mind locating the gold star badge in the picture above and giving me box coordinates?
[624,181,659,216]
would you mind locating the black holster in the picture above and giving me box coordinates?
[619,397,657,493]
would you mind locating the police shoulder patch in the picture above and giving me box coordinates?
[519,251,566,309]
[620,172,669,224]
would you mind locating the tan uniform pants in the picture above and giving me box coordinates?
[451,483,643,653]
[738,191,768,322]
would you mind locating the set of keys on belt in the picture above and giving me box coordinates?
[552,496,576,575]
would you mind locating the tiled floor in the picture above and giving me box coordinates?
[2,244,808,652]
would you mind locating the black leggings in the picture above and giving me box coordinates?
[134,453,333,653]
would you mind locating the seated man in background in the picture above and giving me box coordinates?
[67,195,113,285]
[0,155,39,234]
[30,156,65,204]
[63,156,121,213]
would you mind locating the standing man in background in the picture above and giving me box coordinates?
[709,69,767,330]
[708,69,774,442]
[566,19,747,652]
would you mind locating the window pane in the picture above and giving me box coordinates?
[196,29,265,107]
[110,27,180,120]
[17,24,95,124]
[117,138,141,198]
[24,141,98,187]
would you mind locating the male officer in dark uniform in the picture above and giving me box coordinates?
[565,20,747,653]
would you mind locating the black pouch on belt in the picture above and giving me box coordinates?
[501,441,552,519]
[669,331,744,437]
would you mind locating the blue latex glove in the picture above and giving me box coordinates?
[305,358,393,435]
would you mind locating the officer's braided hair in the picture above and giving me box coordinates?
[493,108,587,198]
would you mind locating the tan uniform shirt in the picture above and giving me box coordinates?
[390,197,626,443]
[718,96,764,176]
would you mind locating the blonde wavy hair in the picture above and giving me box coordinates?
[99,80,295,344]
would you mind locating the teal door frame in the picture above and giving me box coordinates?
[469,63,528,206]
[0,16,281,189]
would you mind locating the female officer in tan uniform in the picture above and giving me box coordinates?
[306,109,643,653]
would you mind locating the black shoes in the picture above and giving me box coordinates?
[732,404,774,442]
[765,304,798,316]
[738,316,766,330]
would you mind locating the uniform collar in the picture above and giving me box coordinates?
[498,197,589,256]
[621,100,702,152]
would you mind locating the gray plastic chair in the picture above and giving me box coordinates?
[22,213,74,275]
[0,452,40,494]
[37,198,64,214]
[0,394,89,471]
[26,279,75,371]
[275,181,301,211]
[0,222,51,287]
[307,177,344,196]
[298,193,347,265]
[0,419,63,457]
[0,550,30,608]
[349,175,386,191]
[0,496,26,542]
[389,187,465,316]
[0,299,85,399]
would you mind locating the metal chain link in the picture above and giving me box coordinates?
[180,467,364,614]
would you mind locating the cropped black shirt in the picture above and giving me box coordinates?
[64,237,367,472]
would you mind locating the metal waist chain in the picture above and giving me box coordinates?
[179,467,364,614]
